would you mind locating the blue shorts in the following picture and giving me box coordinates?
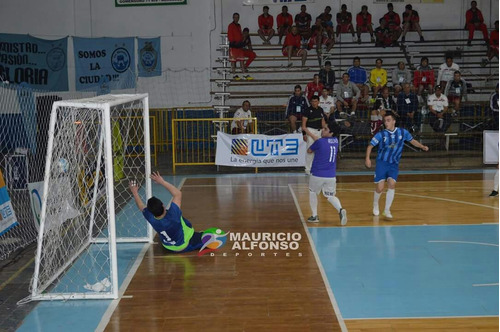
[374,160,399,183]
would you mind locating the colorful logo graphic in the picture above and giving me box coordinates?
[231,139,248,156]
[198,227,228,256]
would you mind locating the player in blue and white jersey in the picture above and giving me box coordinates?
[129,172,203,253]
[304,121,347,225]
[365,112,429,219]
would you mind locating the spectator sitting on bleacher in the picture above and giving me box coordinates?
[258,6,275,45]
[414,56,435,96]
[277,6,293,45]
[356,5,375,44]
[319,87,336,120]
[347,57,370,102]
[482,20,499,67]
[336,72,361,117]
[317,6,334,39]
[231,100,253,134]
[370,58,388,99]
[397,83,420,132]
[308,17,335,59]
[444,71,467,116]
[295,5,312,41]
[374,18,397,48]
[228,13,256,79]
[336,4,356,42]
[437,56,460,91]
[401,4,424,43]
[383,3,402,42]
[286,84,309,133]
[392,61,413,97]
[427,85,451,133]
[240,28,256,80]
[371,86,397,135]
[465,1,489,47]
[283,26,308,68]
[319,60,335,92]
[305,74,324,100]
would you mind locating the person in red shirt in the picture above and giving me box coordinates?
[277,5,293,45]
[356,5,375,44]
[305,74,324,100]
[465,1,489,46]
[483,20,499,67]
[283,26,308,68]
[258,6,275,45]
[383,3,402,42]
[336,4,356,42]
[401,4,424,43]
[295,4,312,40]
[228,13,256,79]
[413,56,435,96]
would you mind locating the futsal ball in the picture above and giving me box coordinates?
[58,158,69,174]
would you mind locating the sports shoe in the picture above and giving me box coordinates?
[419,36,425,42]
[352,35,357,42]
[243,75,253,80]
[481,58,489,68]
[401,36,405,43]
[339,209,348,226]
[307,215,319,223]
[382,210,393,219]
[489,190,499,197]
[467,40,472,47]
[350,111,356,116]
[371,36,375,43]
[357,37,361,44]
[287,62,293,68]
[373,205,379,216]
[233,75,241,81]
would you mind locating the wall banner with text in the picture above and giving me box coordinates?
[138,37,161,77]
[216,132,306,167]
[73,37,135,91]
[0,34,68,91]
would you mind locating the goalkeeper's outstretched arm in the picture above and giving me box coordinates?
[129,180,146,211]
[150,172,182,208]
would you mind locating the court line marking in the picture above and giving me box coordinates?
[95,243,149,332]
[96,177,187,332]
[183,184,290,188]
[472,283,499,287]
[0,256,35,292]
[325,188,499,210]
[428,240,499,247]
[343,314,499,320]
[288,184,348,332]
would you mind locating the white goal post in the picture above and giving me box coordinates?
[30,94,153,301]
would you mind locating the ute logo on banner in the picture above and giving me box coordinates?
[216,132,306,167]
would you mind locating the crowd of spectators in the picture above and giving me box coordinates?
[226,2,498,139]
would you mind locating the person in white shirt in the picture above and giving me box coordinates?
[231,100,253,134]
[427,85,451,132]
[437,56,460,91]
[318,88,336,120]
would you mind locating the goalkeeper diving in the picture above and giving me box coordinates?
[129,172,204,253]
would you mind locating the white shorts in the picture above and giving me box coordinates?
[309,175,337,197]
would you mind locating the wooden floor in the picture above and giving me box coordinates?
[104,174,498,332]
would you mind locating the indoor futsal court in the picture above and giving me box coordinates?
[10,170,498,331]
[0,0,498,331]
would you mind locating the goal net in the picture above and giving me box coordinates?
[30,94,152,301]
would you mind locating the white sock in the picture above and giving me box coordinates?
[494,170,499,191]
[385,189,395,212]
[373,191,381,206]
[327,196,342,212]
[309,190,318,216]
